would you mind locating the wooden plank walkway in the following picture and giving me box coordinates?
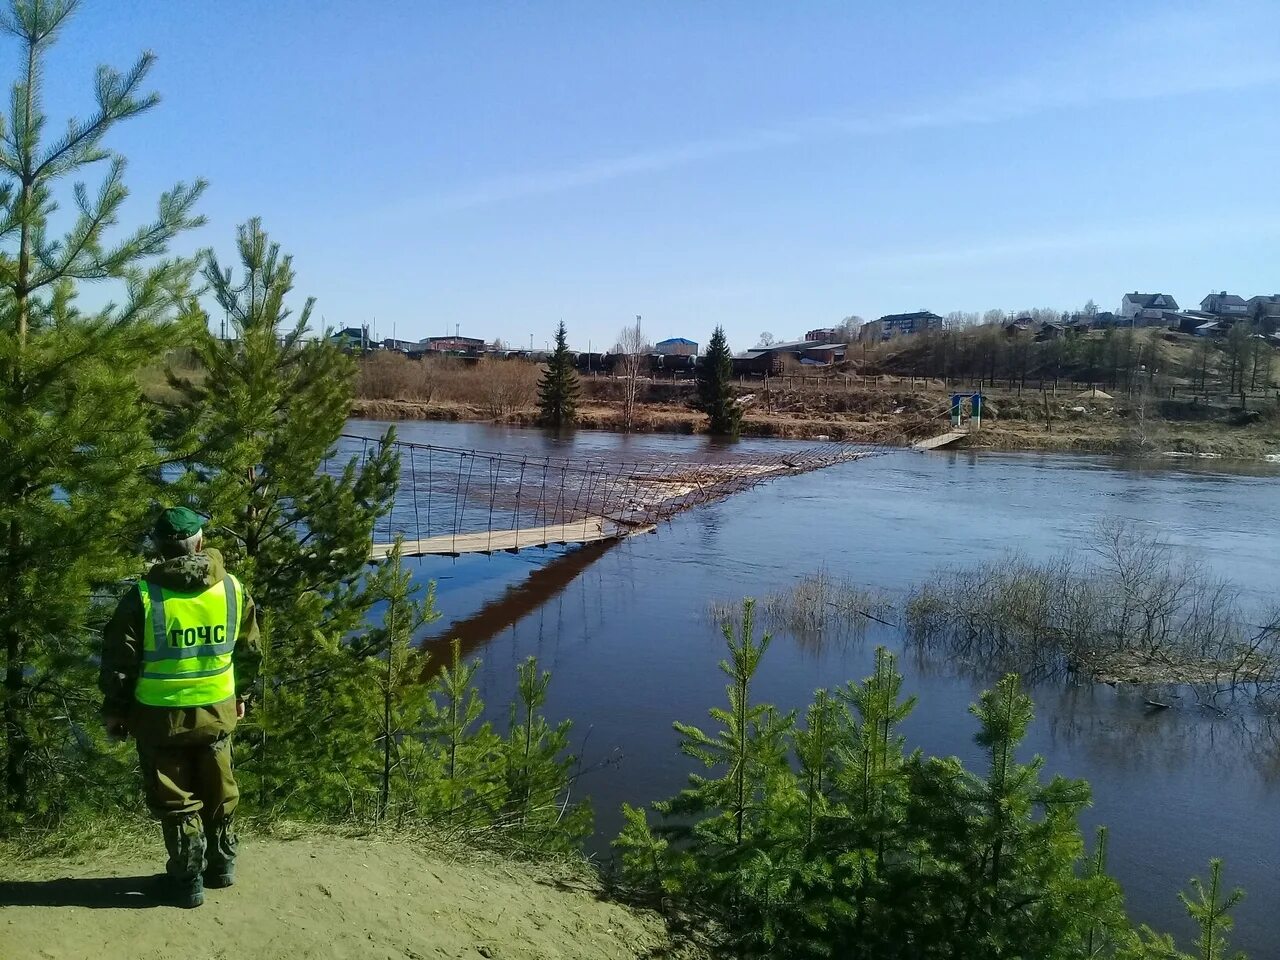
[372,517,656,559]
[913,429,969,451]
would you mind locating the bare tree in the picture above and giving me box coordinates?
[614,316,651,433]
[833,315,864,342]
[758,331,776,347]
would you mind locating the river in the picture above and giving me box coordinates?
[348,419,1280,954]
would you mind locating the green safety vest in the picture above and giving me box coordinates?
[135,574,242,708]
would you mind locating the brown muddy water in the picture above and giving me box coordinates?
[346,419,1280,955]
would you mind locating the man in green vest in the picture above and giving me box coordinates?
[100,507,261,908]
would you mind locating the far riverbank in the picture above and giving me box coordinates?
[352,390,1280,461]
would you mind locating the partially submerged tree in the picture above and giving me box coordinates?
[696,325,741,437]
[0,0,205,825]
[537,320,578,428]
[613,315,650,433]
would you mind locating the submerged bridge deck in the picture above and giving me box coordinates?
[347,392,974,559]
[342,436,876,559]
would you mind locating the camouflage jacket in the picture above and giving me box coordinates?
[100,548,262,744]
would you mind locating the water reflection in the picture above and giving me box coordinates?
[422,539,620,661]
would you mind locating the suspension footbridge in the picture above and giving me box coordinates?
[338,436,871,558]
[340,392,980,559]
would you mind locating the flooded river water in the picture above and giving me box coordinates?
[349,419,1280,954]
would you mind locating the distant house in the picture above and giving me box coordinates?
[1004,318,1031,338]
[805,327,838,342]
[1194,321,1223,338]
[381,337,417,353]
[420,335,485,354]
[1119,293,1178,325]
[878,311,944,339]
[1035,322,1067,342]
[1200,291,1249,316]
[655,337,698,357]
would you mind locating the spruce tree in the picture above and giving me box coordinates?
[0,0,204,824]
[162,219,399,812]
[537,320,579,427]
[697,325,741,437]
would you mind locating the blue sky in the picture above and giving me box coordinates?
[32,0,1280,350]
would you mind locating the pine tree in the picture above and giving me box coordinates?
[827,648,918,957]
[162,219,399,812]
[648,599,798,949]
[664,600,793,848]
[696,325,741,437]
[620,624,1236,960]
[1182,860,1246,960]
[363,539,440,824]
[537,320,579,427]
[906,674,1111,959]
[0,0,204,825]
[423,638,501,836]
[1121,860,1246,960]
[794,689,839,845]
[497,656,592,853]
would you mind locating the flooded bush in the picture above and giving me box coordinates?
[709,571,892,644]
[905,520,1280,711]
[762,570,893,640]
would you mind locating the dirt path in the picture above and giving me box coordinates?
[0,835,676,960]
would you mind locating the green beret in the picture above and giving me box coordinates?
[154,506,204,541]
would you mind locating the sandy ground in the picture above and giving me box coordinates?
[0,835,677,960]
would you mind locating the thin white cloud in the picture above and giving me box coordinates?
[423,2,1280,212]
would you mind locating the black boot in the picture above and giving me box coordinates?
[203,814,238,889]
[159,814,206,908]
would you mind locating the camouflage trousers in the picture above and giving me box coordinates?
[136,731,239,824]
[137,732,239,883]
